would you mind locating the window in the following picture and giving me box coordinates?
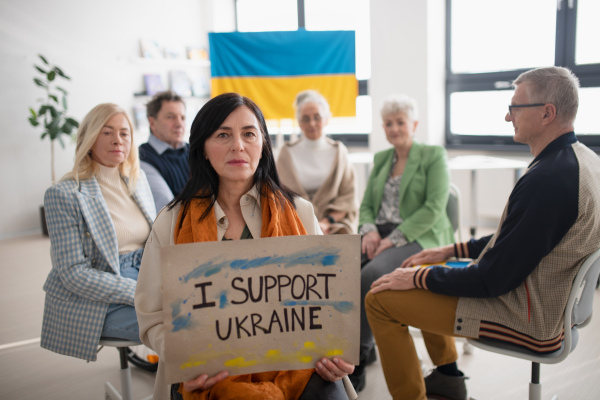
[236,0,298,32]
[446,0,600,150]
[235,0,371,146]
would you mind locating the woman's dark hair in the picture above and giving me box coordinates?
[170,92,296,224]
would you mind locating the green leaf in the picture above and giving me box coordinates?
[41,132,48,139]
[49,95,59,104]
[28,117,39,127]
[48,131,60,141]
[47,122,60,137]
[38,54,49,65]
[34,65,47,74]
[34,78,47,88]
[66,117,79,127]
[62,96,67,109]
[47,70,56,81]
[61,123,73,134]
[56,87,67,94]
[57,134,66,148]
[29,107,37,118]
[39,105,49,116]
[54,66,70,80]
[48,106,58,118]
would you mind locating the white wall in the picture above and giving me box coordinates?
[370,0,428,152]
[0,0,221,238]
[369,0,446,151]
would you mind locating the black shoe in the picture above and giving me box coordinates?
[365,346,377,366]
[348,363,366,392]
[424,369,468,400]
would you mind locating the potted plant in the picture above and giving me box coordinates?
[28,54,79,234]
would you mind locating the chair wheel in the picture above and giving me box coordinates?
[126,347,158,372]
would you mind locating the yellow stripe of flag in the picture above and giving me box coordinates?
[211,75,358,120]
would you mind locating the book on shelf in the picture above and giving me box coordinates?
[132,103,149,131]
[189,71,210,98]
[144,73,164,96]
[140,38,163,59]
[164,45,187,60]
[169,70,192,97]
[187,46,209,60]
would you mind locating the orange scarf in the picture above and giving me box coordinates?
[175,190,308,243]
[174,189,313,400]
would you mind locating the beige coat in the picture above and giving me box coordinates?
[277,138,358,234]
[134,186,322,399]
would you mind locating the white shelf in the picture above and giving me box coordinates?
[131,57,210,67]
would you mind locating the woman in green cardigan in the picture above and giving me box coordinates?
[349,94,455,392]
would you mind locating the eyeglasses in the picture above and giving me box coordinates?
[508,103,546,116]
[300,114,322,124]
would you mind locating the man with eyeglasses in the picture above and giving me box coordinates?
[363,66,600,400]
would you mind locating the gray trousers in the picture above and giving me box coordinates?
[360,241,423,357]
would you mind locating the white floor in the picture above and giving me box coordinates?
[1,233,599,400]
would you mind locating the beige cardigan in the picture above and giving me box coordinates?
[277,138,358,234]
[134,186,323,399]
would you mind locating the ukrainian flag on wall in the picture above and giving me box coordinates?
[208,30,357,120]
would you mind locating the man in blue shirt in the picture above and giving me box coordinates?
[365,66,600,400]
[139,91,189,212]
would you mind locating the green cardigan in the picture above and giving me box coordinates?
[359,142,455,249]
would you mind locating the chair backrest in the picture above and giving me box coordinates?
[569,248,600,327]
[549,246,600,364]
[446,183,463,243]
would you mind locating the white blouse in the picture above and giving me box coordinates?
[287,136,337,194]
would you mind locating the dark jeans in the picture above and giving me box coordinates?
[360,239,423,357]
[170,372,348,400]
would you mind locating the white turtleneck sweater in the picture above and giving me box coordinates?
[287,135,337,194]
[95,164,150,254]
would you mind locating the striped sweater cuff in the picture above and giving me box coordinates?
[454,242,469,258]
[413,267,430,290]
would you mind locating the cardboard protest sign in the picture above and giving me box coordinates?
[160,234,360,383]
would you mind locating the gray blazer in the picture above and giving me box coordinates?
[41,172,155,361]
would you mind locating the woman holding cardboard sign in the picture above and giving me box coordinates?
[135,93,355,400]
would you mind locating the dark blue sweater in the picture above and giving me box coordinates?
[139,142,190,197]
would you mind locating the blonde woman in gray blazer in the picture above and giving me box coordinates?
[41,104,156,362]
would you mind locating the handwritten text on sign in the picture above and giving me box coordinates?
[160,234,360,383]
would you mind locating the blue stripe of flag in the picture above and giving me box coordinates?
[209,30,355,78]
